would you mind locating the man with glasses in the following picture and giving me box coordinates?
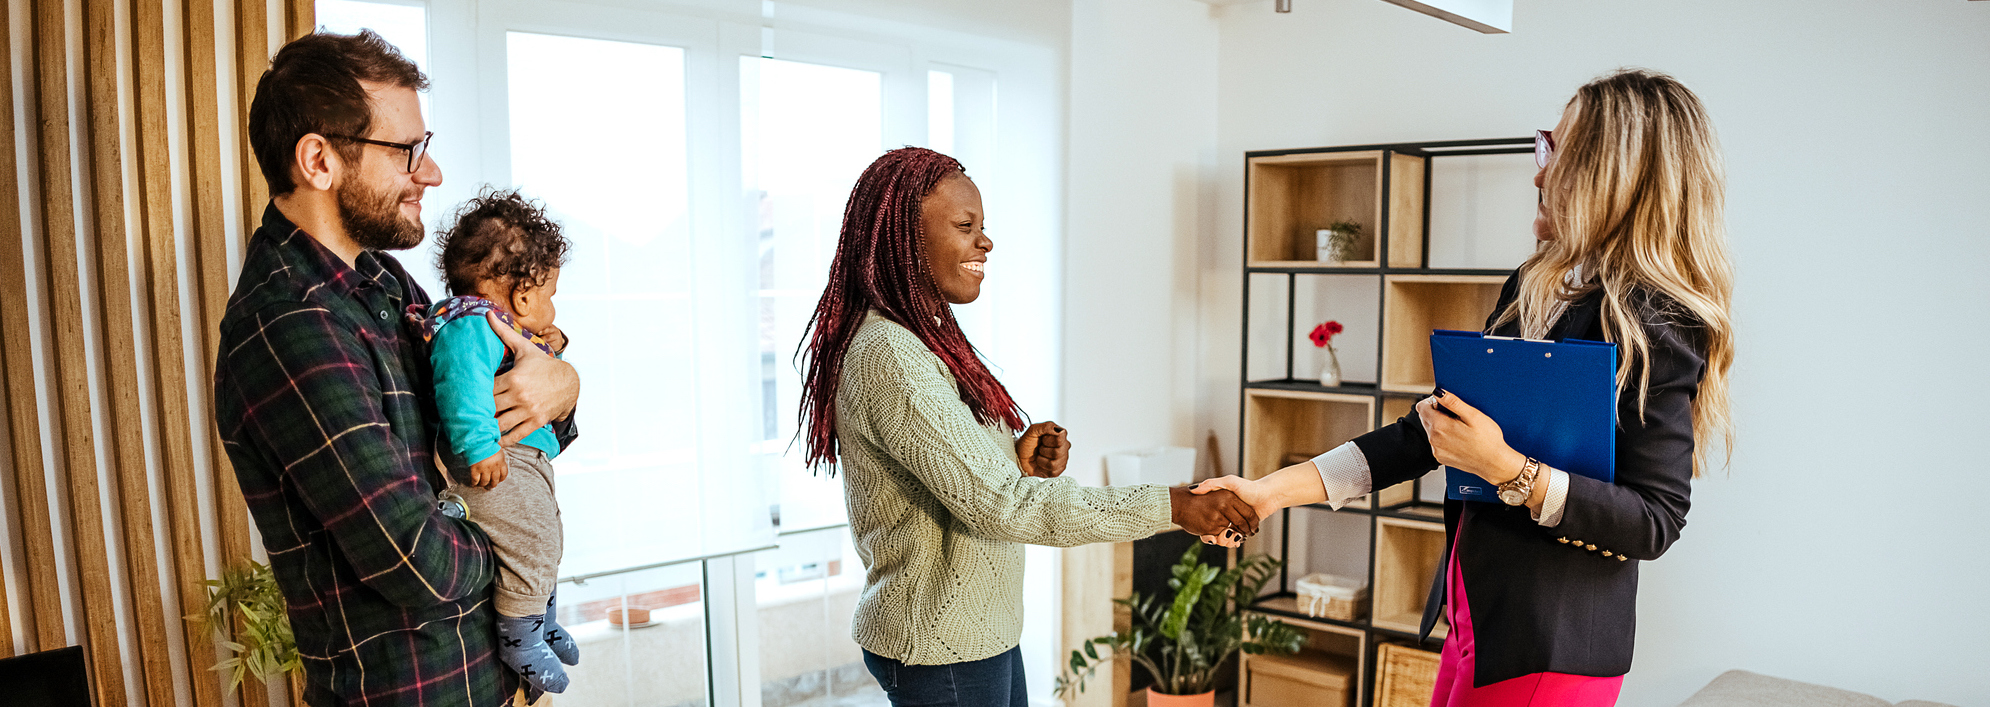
[213,30,578,707]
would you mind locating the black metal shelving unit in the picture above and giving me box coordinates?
[1235,137,1533,707]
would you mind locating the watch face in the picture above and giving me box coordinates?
[1499,488,1527,505]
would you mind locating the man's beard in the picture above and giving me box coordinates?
[337,176,425,252]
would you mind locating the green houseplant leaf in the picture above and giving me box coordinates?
[190,560,301,694]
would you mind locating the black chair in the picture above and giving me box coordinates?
[0,645,93,707]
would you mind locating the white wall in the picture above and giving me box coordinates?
[1059,1,1220,705]
[1063,2,1222,476]
[1195,0,1990,705]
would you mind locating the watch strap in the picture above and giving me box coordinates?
[1498,456,1541,505]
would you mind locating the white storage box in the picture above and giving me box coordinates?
[1296,573,1369,622]
[1104,446,1197,487]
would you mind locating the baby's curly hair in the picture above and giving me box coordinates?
[435,188,571,297]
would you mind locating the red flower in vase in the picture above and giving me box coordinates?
[1309,321,1344,348]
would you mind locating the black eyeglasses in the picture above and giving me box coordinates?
[1535,129,1555,169]
[326,130,433,173]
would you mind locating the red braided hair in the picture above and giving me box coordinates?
[796,147,1026,472]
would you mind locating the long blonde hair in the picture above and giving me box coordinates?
[1493,68,1734,477]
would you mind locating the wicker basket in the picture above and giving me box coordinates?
[1294,573,1367,622]
[1375,643,1440,707]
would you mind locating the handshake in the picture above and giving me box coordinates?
[1169,484,1260,547]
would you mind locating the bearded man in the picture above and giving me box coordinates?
[212,30,578,707]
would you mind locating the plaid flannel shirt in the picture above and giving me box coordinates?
[215,205,517,707]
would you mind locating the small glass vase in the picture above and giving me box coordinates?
[1318,346,1342,387]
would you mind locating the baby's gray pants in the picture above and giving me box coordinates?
[450,444,563,618]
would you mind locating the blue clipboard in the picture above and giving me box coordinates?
[1430,330,1617,502]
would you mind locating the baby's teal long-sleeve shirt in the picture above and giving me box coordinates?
[431,316,561,465]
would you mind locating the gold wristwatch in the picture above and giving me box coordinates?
[1497,457,1541,506]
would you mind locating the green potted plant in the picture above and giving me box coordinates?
[191,560,303,696]
[1055,546,1306,707]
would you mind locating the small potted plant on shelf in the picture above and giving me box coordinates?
[1315,220,1363,263]
[192,560,303,696]
[1310,320,1345,387]
[1054,546,1306,707]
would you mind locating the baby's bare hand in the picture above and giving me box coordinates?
[539,324,568,355]
[469,453,509,489]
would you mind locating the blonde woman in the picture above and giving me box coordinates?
[1195,69,1734,706]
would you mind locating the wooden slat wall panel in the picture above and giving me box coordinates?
[185,0,232,367]
[130,0,204,703]
[85,0,177,703]
[237,0,272,238]
[223,0,271,575]
[177,0,232,689]
[48,0,132,703]
[0,0,27,660]
[6,0,66,656]
[0,0,309,703]
[288,0,317,43]
[26,0,90,658]
[224,4,275,707]
[144,0,225,701]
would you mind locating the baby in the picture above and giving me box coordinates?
[426,189,579,694]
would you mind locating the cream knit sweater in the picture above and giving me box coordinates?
[837,312,1173,666]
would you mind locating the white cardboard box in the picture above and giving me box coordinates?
[1104,446,1197,487]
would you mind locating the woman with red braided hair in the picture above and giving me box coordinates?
[798,147,1261,707]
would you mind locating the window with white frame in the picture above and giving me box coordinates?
[744,56,883,534]
[321,1,1062,705]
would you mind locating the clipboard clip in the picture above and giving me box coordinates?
[1483,335,1554,344]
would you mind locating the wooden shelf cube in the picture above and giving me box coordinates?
[1384,154,1427,269]
[1427,152,1538,270]
[1380,396,1417,426]
[1379,275,1506,393]
[1248,152,1379,267]
[1245,151,1427,269]
[1240,615,1364,707]
[1289,274,1380,385]
[1371,517,1447,636]
[1375,643,1441,707]
[1247,152,1427,269]
[1242,390,1375,482]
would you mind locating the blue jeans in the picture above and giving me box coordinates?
[862,646,1028,707]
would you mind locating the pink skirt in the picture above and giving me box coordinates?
[1430,525,1624,707]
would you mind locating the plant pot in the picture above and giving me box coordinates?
[1315,229,1340,263]
[608,606,657,628]
[1146,688,1215,707]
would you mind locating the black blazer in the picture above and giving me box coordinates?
[1354,270,1707,686]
